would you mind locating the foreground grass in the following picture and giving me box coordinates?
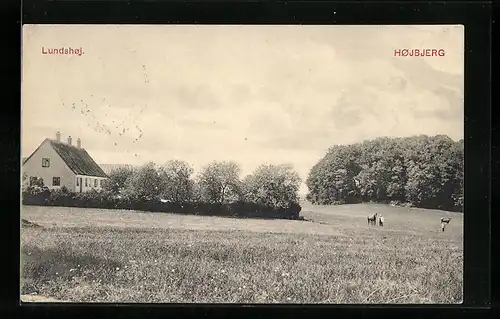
[21,221,463,303]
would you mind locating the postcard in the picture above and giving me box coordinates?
[21,24,464,304]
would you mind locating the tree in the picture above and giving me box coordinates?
[123,162,162,201]
[243,163,301,209]
[191,180,204,202]
[306,161,339,204]
[404,135,457,209]
[197,161,242,204]
[102,167,135,195]
[450,139,464,210]
[21,172,28,192]
[158,160,195,203]
[355,137,406,202]
[356,165,382,200]
[22,175,49,201]
[306,144,361,204]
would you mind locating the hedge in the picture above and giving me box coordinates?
[21,189,302,220]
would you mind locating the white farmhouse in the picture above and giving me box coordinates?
[22,131,108,192]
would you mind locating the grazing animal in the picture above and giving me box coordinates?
[378,214,384,227]
[367,213,378,226]
[440,217,451,232]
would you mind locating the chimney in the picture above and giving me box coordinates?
[77,138,81,148]
[67,136,72,145]
[56,131,61,141]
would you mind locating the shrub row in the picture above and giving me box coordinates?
[22,189,302,220]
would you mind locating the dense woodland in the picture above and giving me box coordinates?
[306,135,464,212]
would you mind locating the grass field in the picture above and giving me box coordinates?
[20,203,463,304]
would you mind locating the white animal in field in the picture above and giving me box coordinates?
[440,217,451,232]
[378,214,384,227]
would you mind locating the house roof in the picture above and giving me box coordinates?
[23,138,108,178]
[99,164,136,175]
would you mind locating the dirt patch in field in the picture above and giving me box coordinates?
[22,244,124,285]
[22,219,42,228]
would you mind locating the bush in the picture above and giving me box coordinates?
[21,177,50,205]
[45,186,72,206]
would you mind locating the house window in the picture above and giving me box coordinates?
[76,178,80,186]
[52,177,61,186]
[94,179,98,187]
[42,158,50,167]
[85,178,88,187]
[99,179,103,187]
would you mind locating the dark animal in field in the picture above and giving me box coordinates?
[378,214,384,227]
[367,213,378,226]
[440,217,451,232]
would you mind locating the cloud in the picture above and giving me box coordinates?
[172,84,221,110]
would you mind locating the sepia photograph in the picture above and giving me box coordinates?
[21,24,464,304]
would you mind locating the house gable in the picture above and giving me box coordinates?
[22,139,76,191]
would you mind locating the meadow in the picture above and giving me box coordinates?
[20,203,463,304]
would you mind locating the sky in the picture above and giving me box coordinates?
[21,25,464,195]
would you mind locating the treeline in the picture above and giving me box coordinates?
[306,135,464,212]
[22,161,303,219]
